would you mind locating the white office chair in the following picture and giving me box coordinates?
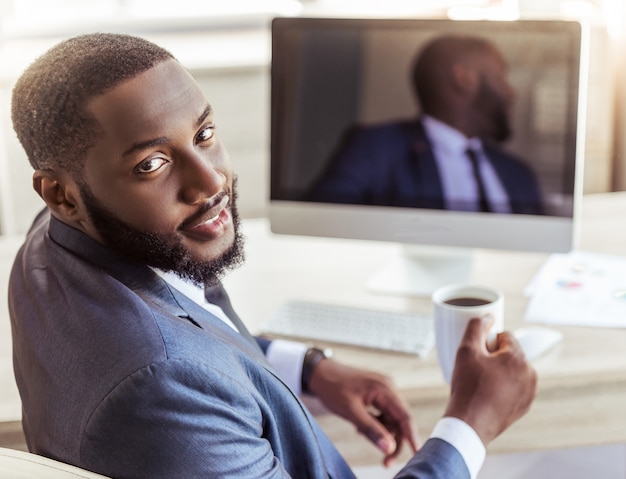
[0,447,111,478]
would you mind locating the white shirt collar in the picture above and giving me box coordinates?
[422,114,483,154]
[151,268,239,332]
[152,268,207,306]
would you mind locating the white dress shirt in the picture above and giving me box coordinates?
[422,114,512,214]
[155,269,486,479]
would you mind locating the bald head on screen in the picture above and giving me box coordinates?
[411,35,516,143]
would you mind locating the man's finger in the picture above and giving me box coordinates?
[348,403,397,455]
[371,391,418,450]
[460,316,494,346]
[376,409,420,452]
[492,331,525,356]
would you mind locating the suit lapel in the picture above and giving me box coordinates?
[47,216,264,360]
[155,281,267,361]
[483,145,517,197]
[204,283,258,347]
[409,120,446,208]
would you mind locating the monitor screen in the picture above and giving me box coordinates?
[269,17,586,295]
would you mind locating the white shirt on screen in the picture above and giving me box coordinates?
[422,114,512,214]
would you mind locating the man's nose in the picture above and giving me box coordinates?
[179,149,227,204]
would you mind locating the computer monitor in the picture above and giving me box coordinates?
[269,17,587,296]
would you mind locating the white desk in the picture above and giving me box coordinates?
[222,192,626,467]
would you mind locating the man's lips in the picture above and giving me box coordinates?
[180,193,230,232]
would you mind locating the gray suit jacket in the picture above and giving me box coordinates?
[9,210,469,478]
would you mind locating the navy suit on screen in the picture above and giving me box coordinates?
[308,119,543,215]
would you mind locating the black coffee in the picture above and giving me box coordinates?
[444,297,491,307]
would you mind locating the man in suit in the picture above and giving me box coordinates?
[9,33,536,478]
[309,35,543,215]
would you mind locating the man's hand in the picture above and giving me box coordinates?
[308,359,419,467]
[444,317,538,446]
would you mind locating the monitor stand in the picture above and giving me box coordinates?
[366,244,474,297]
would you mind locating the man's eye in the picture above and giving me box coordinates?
[197,125,215,143]
[134,157,168,174]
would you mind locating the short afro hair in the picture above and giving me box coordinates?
[11,33,175,175]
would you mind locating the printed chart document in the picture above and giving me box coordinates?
[524,251,626,328]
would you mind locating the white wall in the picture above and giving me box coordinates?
[0,6,621,234]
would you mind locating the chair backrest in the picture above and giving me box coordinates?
[0,447,111,478]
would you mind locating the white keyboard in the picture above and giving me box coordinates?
[262,300,434,357]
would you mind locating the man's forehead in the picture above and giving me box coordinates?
[86,60,209,128]
[81,60,212,165]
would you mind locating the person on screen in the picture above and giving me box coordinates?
[308,34,544,215]
[9,33,536,479]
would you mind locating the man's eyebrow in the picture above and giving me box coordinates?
[122,105,213,157]
[123,137,169,157]
[197,104,213,127]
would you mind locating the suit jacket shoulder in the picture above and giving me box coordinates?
[308,119,445,208]
[9,212,354,479]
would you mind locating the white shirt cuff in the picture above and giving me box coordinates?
[430,417,486,479]
[265,339,308,395]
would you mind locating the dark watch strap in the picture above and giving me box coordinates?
[301,347,332,394]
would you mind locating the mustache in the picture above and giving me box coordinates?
[179,190,230,230]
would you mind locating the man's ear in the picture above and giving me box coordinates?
[450,63,479,96]
[33,169,85,222]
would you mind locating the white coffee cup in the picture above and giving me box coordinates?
[432,284,504,384]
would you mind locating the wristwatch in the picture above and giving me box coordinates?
[301,346,333,394]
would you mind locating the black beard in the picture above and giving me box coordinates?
[78,178,245,286]
[474,79,512,143]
